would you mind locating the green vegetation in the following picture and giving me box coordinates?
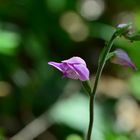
[0,0,140,139]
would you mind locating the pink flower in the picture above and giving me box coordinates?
[111,49,137,70]
[48,57,89,81]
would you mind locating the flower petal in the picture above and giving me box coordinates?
[72,64,89,81]
[62,56,86,65]
[111,49,137,70]
[48,62,63,72]
[61,63,79,79]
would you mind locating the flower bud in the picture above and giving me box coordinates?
[111,49,137,70]
[48,57,90,81]
[117,23,140,41]
[116,23,132,37]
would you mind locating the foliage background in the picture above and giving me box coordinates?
[0,0,140,139]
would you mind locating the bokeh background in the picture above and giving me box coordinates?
[0,0,140,140]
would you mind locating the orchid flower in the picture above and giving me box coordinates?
[48,56,90,81]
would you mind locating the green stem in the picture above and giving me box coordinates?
[87,31,118,140]
[87,94,94,140]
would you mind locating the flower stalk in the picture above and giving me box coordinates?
[86,23,137,140]
[86,30,118,140]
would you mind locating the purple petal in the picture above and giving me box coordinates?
[48,62,63,72]
[61,63,79,80]
[111,49,137,70]
[72,64,89,81]
[62,57,86,65]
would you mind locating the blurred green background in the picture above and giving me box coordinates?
[0,0,140,140]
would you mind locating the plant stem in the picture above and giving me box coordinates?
[87,31,118,140]
[87,94,94,140]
